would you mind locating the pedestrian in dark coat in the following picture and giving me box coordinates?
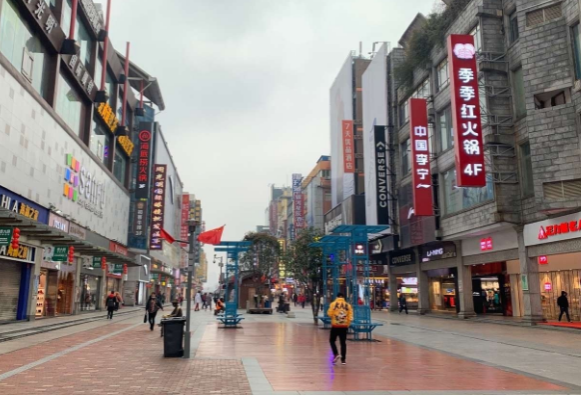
[146,292,164,331]
[558,291,571,322]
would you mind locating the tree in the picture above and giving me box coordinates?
[284,227,324,324]
[239,232,281,299]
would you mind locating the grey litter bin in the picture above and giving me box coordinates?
[161,317,186,357]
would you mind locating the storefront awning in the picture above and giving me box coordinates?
[0,210,138,266]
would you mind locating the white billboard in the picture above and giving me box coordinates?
[362,43,389,226]
[330,54,354,208]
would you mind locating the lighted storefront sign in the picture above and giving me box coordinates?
[292,174,304,235]
[448,34,486,187]
[538,255,548,265]
[524,211,581,246]
[409,98,433,216]
[390,249,415,267]
[0,189,47,223]
[117,136,134,156]
[373,125,390,224]
[401,277,418,286]
[480,237,493,251]
[135,125,153,200]
[342,120,355,173]
[150,165,167,250]
[109,241,128,256]
[0,243,36,263]
[354,243,367,256]
[544,282,552,291]
[48,213,70,232]
[133,201,147,238]
[96,102,119,134]
[420,242,457,262]
[63,154,105,218]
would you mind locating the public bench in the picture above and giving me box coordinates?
[216,302,244,327]
[349,305,382,341]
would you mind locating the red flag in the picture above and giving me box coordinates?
[197,226,224,245]
[160,228,175,244]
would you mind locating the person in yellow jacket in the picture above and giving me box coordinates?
[327,293,353,365]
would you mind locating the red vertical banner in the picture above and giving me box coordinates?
[181,194,189,248]
[409,98,433,217]
[448,34,486,187]
[342,120,355,173]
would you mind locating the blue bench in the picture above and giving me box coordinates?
[317,316,331,328]
[217,302,244,327]
[349,305,382,341]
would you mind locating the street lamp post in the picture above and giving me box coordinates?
[184,220,197,359]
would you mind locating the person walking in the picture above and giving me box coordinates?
[146,292,164,331]
[105,291,117,319]
[558,291,571,322]
[398,294,408,314]
[292,293,298,307]
[206,294,212,311]
[327,293,353,365]
[194,291,202,311]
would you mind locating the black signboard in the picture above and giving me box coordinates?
[135,123,153,200]
[374,125,390,225]
[18,0,66,52]
[390,249,415,267]
[420,242,457,262]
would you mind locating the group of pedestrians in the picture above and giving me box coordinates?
[194,291,214,311]
[292,293,307,308]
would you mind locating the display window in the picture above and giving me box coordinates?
[427,269,457,312]
[80,274,101,311]
[540,270,581,322]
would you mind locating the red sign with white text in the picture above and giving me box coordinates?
[480,237,493,251]
[181,194,189,248]
[448,34,486,187]
[342,120,355,173]
[409,98,433,216]
[538,255,548,265]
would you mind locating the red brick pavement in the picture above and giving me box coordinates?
[0,323,251,395]
[196,322,568,392]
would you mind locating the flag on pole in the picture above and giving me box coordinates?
[197,226,225,245]
[160,228,175,244]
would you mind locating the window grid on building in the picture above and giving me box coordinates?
[526,4,562,28]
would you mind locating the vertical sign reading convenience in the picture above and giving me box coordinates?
[135,124,153,200]
[448,34,486,187]
[409,98,433,216]
[180,194,189,248]
[150,165,167,250]
[342,120,355,173]
[292,174,304,237]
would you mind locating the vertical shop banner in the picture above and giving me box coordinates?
[149,165,167,250]
[292,174,304,237]
[342,120,355,173]
[374,125,390,225]
[135,124,153,200]
[133,201,146,237]
[448,34,486,187]
[181,194,190,248]
[409,98,434,217]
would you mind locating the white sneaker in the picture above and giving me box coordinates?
[341,361,346,365]
[332,355,340,364]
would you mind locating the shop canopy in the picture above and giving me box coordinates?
[0,209,138,266]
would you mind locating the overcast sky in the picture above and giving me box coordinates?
[108,0,437,290]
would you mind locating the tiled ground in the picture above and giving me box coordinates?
[196,321,568,392]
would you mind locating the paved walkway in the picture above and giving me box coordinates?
[0,306,580,394]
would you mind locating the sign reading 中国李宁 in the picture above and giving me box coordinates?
[0,227,13,247]
[448,34,486,187]
[135,124,153,200]
[409,98,434,216]
[150,165,167,250]
[374,125,390,224]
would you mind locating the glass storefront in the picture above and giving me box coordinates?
[471,262,512,316]
[80,274,101,311]
[36,267,75,317]
[427,268,458,312]
[540,270,581,321]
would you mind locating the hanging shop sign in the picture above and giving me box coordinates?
[373,125,390,224]
[538,255,548,265]
[117,136,134,156]
[48,212,70,232]
[523,211,581,246]
[181,195,189,248]
[63,55,96,100]
[409,98,433,216]
[51,246,69,262]
[390,249,415,267]
[342,120,355,173]
[0,187,48,223]
[448,34,486,187]
[150,165,167,250]
[0,227,13,247]
[292,174,304,234]
[96,102,120,134]
[19,0,66,51]
[68,223,86,240]
[110,264,123,275]
[133,200,147,238]
[135,125,153,200]
[480,237,493,251]
[63,154,105,218]
[420,242,457,262]
[78,0,104,36]
[109,241,128,256]
[92,256,106,268]
[0,243,36,263]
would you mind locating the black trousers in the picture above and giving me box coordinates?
[149,311,157,330]
[330,327,348,362]
[399,305,408,314]
[559,307,571,322]
[107,308,114,319]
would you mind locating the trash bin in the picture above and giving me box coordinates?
[161,317,186,357]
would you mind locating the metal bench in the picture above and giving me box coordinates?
[349,305,382,341]
[317,303,332,328]
[217,302,244,327]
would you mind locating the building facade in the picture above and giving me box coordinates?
[302,156,331,232]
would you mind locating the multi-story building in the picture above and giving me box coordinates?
[369,0,581,323]
[266,185,291,238]
[302,156,332,232]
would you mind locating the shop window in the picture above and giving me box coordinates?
[509,11,520,44]
[442,168,494,215]
[534,88,571,109]
[90,113,112,164]
[512,67,526,118]
[401,139,411,175]
[55,71,83,136]
[438,107,454,152]
[519,142,534,197]
[113,149,127,184]
[0,0,52,100]
[437,59,449,91]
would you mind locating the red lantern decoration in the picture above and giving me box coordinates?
[11,227,20,250]
[68,246,75,264]
[123,264,128,274]
[101,257,107,270]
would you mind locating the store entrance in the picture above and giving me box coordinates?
[427,268,458,313]
[471,262,512,316]
[540,270,581,322]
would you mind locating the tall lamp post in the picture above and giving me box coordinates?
[183,220,198,359]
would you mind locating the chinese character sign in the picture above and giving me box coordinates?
[292,174,304,236]
[448,34,486,187]
[181,194,189,248]
[150,165,167,250]
[409,98,433,217]
[135,124,152,200]
[342,120,355,173]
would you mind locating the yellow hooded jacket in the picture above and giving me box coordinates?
[327,297,353,328]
